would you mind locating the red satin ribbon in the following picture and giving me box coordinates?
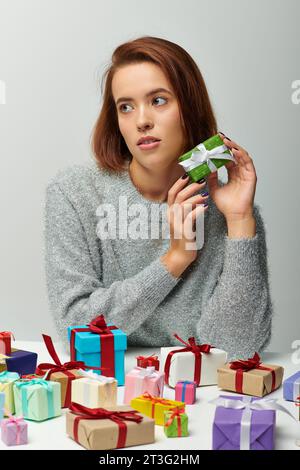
[69,402,142,448]
[36,335,106,407]
[229,352,276,393]
[140,392,176,418]
[165,407,185,437]
[136,353,159,371]
[0,331,14,355]
[164,334,214,387]
[70,314,118,378]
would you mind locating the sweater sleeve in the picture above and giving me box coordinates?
[44,182,180,345]
[196,204,273,361]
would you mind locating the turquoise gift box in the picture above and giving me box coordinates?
[13,378,61,421]
[68,316,127,386]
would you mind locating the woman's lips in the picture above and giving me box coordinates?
[138,141,161,150]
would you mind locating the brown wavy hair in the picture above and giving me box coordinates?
[91,36,218,172]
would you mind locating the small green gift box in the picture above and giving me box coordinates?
[13,378,61,421]
[163,408,188,437]
[178,134,235,182]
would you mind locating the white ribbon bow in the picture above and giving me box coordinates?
[134,366,160,397]
[78,369,115,383]
[178,143,236,173]
[210,396,299,450]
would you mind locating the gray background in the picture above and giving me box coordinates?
[0,0,299,351]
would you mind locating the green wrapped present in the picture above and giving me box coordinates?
[13,377,61,421]
[178,134,236,182]
[163,408,188,437]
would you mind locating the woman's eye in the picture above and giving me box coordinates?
[118,96,167,113]
[119,104,132,113]
[153,96,167,105]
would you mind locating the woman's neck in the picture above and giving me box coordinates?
[128,158,185,203]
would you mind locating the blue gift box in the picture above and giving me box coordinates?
[6,349,38,376]
[68,323,127,386]
[283,370,300,402]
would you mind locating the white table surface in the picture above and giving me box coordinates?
[1,342,300,451]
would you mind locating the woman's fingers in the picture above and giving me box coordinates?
[168,175,206,206]
[175,181,206,204]
[219,132,255,172]
[167,174,191,206]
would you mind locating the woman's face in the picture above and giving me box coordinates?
[111,62,186,170]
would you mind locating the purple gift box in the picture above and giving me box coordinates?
[283,370,300,402]
[213,395,276,450]
[1,417,28,446]
[6,349,37,376]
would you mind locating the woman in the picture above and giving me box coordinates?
[45,36,273,360]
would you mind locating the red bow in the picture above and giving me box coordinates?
[165,407,185,436]
[140,392,179,419]
[136,353,159,370]
[69,402,142,448]
[230,352,276,393]
[70,314,118,378]
[164,334,214,387]
[36,334,106,407]
[0,331,15,355]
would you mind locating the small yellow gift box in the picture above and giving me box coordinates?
[130,392,185,426]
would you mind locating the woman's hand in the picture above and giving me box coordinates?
[166,175,209,264]
[206,132,257,224]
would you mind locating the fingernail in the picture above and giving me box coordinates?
[219,131,225,136]
[202,202,209,207]
[201,191,209,197]
[233,147,239,151]
[199,178,206,183]
[181,173,189,179]
[225,136,231,141]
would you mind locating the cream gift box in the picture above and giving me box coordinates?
[71,369,117,408]
[160,336,227,388]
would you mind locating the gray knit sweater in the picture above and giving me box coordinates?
[44,160,273,361]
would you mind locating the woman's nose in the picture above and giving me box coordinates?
[136,107,154,130]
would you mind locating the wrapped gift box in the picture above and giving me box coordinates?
[41,369,84,408]
[283,371,300,402]
[66,403,155,450]
[0,392,4,420]
[136,354,159,371]
[13,378,61,421]
[124,366,164,405]
[68,315,127,386]
[0,371,20,415]
[36,334,89,408]
[175,380,197,404]
[1,416,28,446]
[0,332,14,356]
[130,393,185,426]
[212,395,276,450]
[178,134,235,183]
[6,349,37,376]
[217,353,284,397]
[71,371,117,408]
[164,408,188,437]
[160,337,227,388]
